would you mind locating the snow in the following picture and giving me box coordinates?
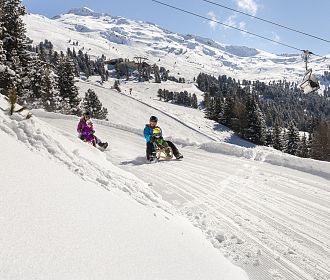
[2,8,330,280]
[67,7,103,17]
[0,96,248,280]
[23,12,330,86]
[27,77,330,280]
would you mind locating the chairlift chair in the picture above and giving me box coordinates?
[299,50,320,94]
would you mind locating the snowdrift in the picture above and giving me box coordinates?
[200,141,330,180]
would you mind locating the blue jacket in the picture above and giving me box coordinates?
[144,124,161,142]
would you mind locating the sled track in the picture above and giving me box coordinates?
[107,130,330,280]
[34,105,330,280]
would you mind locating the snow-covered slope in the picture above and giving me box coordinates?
[0,96,248,280]
[5,7,330,280]
[30,77,330,280]
[24,9,330,84]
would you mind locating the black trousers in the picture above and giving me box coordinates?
[146,140,179,159]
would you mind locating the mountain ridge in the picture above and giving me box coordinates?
[24,8,329,84]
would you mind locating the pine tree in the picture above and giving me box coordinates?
[273,122,283,151]
[41,66,60,112]
[191,93,198,109]
[310,120,330,161]
[266,128,274,147]
[153,64,161,83]
[82,89,108,120]
[57,56,81,115]
[285,122,300,155]
[157,88,163,101]
[221,97,235,127]
[0,0,31,97]
[29,58,44,104]
[205,97,215,120]
[0,29,5,65]
[0,26,13,94]
[95,58,107,82]
[244,95,266,145]
[0,0,30,67]
[297,133,309,158]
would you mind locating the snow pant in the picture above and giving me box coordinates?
[80,134,102,147]
[146,140,179,159]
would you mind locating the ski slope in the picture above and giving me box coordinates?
[0,96,249,280]
[31,79,330,280]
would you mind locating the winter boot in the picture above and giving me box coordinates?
[99,142,108,149]
[147,151,156,162]
[175,153,183,159]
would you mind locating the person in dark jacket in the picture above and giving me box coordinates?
[77,111,108,148]
[143,115,183,161]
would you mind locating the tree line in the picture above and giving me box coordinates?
[0,0,108,119]
[157,89,198,108]
[196,73,330,161]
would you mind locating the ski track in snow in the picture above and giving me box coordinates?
[35,114,330,280]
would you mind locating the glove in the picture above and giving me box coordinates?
[150,135,155,142]
[78,132,82,138]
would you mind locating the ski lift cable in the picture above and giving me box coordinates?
[151,0,304,52]
[201,0,330,44]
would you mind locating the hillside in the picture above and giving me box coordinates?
[0,95,249,280]
[32,77,330,280]
[1,5,329,280]
[24,8,330,84]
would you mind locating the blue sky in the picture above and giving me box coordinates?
[22,0,330,55]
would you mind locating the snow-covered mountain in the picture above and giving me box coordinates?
[3,7,329,280]
[24,8,329,84]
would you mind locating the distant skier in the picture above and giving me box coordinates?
[77,111,108,149]
[144,115,183,161]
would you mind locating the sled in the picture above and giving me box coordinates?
[154,143,173,161]
[83,138,108,151]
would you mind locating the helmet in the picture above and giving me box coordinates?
[153,127,162,136]
[149,115,158,122]
[84,111,91,116]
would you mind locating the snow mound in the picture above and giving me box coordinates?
[200,141,330,180]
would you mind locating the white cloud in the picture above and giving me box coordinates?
[207,11,218,30]
[223,14,237,29]
[239,21,246,30]
[239,21,247,35]
[236,0,258,16]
